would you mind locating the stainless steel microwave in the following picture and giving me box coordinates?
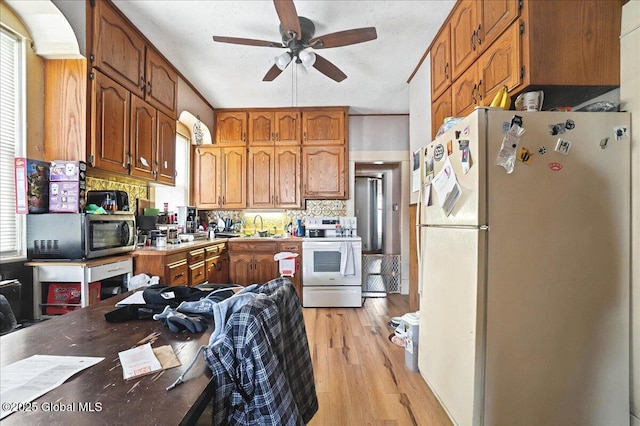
[27,213,136,260]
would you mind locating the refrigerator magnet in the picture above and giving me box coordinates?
[434,144,445,161]
[459,140,471,173]
[554,138,572,155]
[600,137,609,149]
[614,126,629,140]
[548,162,563,171]
[517,147,534,165]
[549,122,566,135]
[538,147,547,155]
[447,140,453,156]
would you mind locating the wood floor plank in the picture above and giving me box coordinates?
[305,295,452,426]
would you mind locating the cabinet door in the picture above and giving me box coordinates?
[278,242,302,300]
[192,146,221,209]
[452,62,479,117]
[479,0,520,49]
[477,23,521,104]
[145,48,178,119]
[302,146,346,199]
[450,0,479,80]
[129,95,157,180]
[432,87,452,140]
[156,111,176,185]
[248,147,275,208]
[219,253,229,284]
[302,111,345,145]
[248,112,274,145]
[91,71,130,174]
[430,24,451,100]
[207,254,229,284]
[254,253,279,284]
[275,111,300,145]
[221,147,247,209]
[92,0,145,97]
[275,146,301,208]
[229,253,253,286]
[216,112,247,146]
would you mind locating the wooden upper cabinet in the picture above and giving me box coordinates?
[478,0,520,49]
[145,48,178,118]
[216,112,247,146]
[275,111,301,145]
[192,146,221,209]
[452,62,479,118]
[302,110,345,145]
[247,147,275,208]
[129,95,157,181]
[274,146,301,208]
[221,147,246,209]
[92,0,177,119]
[156,111,177,185]
[477,23,521,106]
[430,23,451,101]
[92,0,145,97]
[302,146,346,199]
[431,87,452,140]
[450,0,480,80]
[90,71,130,175]
[248,112,274,145]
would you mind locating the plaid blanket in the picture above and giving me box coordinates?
[204,278,318,425]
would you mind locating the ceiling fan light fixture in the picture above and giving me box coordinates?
[299,49,316,70]
[274,51,292,70]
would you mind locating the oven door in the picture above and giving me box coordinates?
[302,240,362,286]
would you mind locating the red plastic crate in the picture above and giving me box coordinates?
[46,282,101,315]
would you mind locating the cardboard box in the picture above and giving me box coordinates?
[49,160,87,182]
[46,282,101,315]
[49,181,87,213]
[14,157,50,214]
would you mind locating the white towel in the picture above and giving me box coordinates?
[339,242,356,276]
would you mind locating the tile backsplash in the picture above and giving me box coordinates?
[201,200,347,235]
[86,175,148,209]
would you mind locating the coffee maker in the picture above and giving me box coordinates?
[177,206,197,233]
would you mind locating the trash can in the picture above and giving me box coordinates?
[402,312,420,372]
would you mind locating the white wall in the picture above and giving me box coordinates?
[621,2,640,424]
[409,53,432,205]
[349,115,411,294]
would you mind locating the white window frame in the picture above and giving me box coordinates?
[0,25,26,263]
[152,132,190,213]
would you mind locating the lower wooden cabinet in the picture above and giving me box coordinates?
[228,240,279,286]
[228,239,303,302]
[134,240,228,286]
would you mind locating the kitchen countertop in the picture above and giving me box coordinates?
[134,236,304,255]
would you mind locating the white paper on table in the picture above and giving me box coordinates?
[0,355,104,419]
[118,342,162,380]
[431,156,462,216]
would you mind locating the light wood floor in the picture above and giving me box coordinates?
[304,295,452,426]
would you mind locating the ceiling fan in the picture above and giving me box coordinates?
[212,0,377,82]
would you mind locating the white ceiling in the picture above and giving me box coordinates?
[111,0,456,115]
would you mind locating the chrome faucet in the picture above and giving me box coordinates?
[253,215,264,231]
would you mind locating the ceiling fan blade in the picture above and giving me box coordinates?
[273,0,301,40]
[263,64,285,81]
[309,27,377,49]
[312,54,347,82]
[213,36,284,48]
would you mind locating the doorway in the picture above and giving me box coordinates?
[355,176,383,254]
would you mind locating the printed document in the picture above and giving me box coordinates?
[0,355,104,419]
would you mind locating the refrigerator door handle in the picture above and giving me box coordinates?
[420,224,489,231]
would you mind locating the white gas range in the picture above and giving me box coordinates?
[302,217,363,308]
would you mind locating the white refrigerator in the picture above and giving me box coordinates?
[417,107,631,425]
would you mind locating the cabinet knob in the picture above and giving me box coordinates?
[139,75,145,90]
[471,31,476,51]
[444,63,449,80]
[147,81,152,96]
[476,24,482,45]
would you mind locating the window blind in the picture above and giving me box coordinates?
[0,27,25,261]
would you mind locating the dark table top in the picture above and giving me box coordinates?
[0,292,214,425]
